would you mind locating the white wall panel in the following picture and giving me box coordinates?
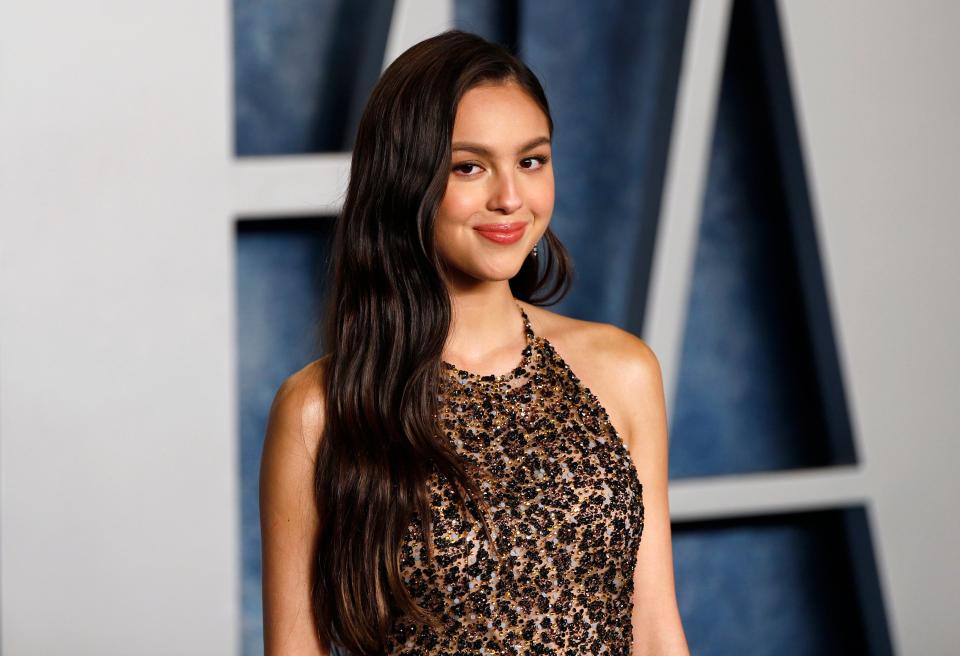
[0,2,235,654]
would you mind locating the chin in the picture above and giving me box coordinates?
[471,260,526,282]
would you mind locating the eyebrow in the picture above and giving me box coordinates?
[451,136,551,157]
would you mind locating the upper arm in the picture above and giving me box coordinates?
[607,329,689,655]
[259,359,330,656]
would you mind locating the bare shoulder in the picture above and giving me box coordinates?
[266,354,330,465]
[588,321,662,391]
[517,301,663,448]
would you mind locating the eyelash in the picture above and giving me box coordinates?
[452,154,551,176]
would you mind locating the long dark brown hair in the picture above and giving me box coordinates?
[312,29,573,654]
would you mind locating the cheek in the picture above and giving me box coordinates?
[532,173,555,215]
[438,182,483,222]
[434,189,472,256]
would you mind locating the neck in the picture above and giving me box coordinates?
[443,283,523,366]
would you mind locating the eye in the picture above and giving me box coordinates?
[521,154,551,170]
[452,162,483,176]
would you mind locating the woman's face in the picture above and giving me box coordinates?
[435,81,554,286]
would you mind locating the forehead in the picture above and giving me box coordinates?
[451,82,550,146]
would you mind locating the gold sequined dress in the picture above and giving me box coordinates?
[384,302,645,655]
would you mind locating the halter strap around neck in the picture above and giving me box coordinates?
[517,301,535,341]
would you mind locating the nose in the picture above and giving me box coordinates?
[487,170,523,214]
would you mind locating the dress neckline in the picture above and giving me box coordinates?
[441,300,535,383]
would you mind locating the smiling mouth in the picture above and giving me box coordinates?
[473,222,527,244]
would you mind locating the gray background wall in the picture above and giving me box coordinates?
[1,1,958,654]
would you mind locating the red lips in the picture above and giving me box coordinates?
[473,222,527,245]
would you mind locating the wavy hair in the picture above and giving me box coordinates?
[312,29,573,654]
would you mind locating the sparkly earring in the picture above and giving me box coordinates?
[532,243,539,257]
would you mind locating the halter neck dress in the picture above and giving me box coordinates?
[383,301,645,655]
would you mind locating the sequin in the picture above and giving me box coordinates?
[384,301,644,655]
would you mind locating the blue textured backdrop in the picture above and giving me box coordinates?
[671,0,833,478]
[236,218,333,652]
[233,1,888,654]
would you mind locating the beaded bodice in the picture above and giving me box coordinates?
[384,301,645,655]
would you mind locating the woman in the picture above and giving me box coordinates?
[260,29,689,655]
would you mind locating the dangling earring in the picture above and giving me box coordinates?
[531,243,539,257]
